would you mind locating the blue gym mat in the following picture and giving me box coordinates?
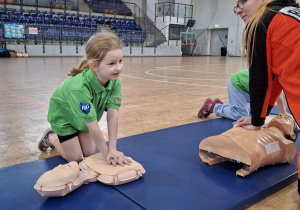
[0,116,298,210]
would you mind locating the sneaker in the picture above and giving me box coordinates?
[38,128,55,152]
[208,98,223,112]
[198,97,214,118]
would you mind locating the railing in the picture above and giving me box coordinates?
[122,1,166,54]
[155,2,193,24]
[159,24,185,47]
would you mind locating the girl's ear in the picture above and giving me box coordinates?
[89,61,99,72]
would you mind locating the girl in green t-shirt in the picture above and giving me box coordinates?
[38,31,131,167]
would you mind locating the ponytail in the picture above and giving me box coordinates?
[68,58,89,76]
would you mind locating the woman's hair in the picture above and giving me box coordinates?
[68,31,122,76]
[242,0,275,65]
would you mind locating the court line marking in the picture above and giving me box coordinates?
[145,69,230,81]
[121,74,227,88]
[122,63,240,88]
[0,85,109,138]
[0,85,49,110]
[153,63,237,68]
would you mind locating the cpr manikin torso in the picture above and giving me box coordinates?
[199,114,298,177]
[34,153,145,197]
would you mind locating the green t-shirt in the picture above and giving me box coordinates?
[47,69,122,136]
[230,69,249,93]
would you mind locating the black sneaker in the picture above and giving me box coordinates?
[38,128,55,152]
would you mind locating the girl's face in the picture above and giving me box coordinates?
[235,0,264,22]
[93,49,123,87]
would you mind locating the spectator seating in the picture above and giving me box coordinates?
[0,4,146,47]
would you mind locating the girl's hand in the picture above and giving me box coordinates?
[106,149,132,166]
[233,116,261,130]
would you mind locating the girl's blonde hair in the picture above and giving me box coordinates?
[242,0,275,65]
[68,31,122,76]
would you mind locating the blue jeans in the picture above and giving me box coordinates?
[213,78,251,121]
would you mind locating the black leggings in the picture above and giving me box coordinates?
[57,132,79,143]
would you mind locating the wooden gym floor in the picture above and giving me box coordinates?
[0,55,299,209]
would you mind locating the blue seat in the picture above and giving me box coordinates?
[0,25,4,35]
[61,32,69,43]
[53,30,61,42]
[123,37,128,46]
[2,18,10,23]
[85,24,91,29]
[110,21,117,29]
[14,9,22,16]
[29,33,37,44]
[37,30,45,43]
[59,17,65,24]
[64,22,72,27]
[78,23,85,28]
[42,17,50,24]
[91,24,98,29]
[129,37,134,45]
[69,31,76,42]
[66,16,73,21]
[83,32,90,42]
[76,31,83,45]
[99,18,104,25]
[45,29,55,43]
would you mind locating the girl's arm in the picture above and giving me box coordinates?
[107,108,118,152]
[85,120,109,158]
[106,108,131,166]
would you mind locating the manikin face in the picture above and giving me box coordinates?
[234,0,264,22]
[92,49,123,87]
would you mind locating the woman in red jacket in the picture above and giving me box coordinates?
[232,0,300,193]
[233,0,300,130]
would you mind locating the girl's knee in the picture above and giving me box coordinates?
[83,148,96,158]
[64,153,84,163]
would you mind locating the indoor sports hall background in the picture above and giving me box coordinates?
[0,0,299,209]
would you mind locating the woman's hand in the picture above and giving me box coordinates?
[106,149,132,166]
[233,117,261,130]
[233,116,252,127]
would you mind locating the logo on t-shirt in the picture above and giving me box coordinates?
[79,102,90,114]
[115,97,121,102]
[115,97,121,105]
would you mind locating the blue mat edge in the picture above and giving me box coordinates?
[232,173,297,210]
